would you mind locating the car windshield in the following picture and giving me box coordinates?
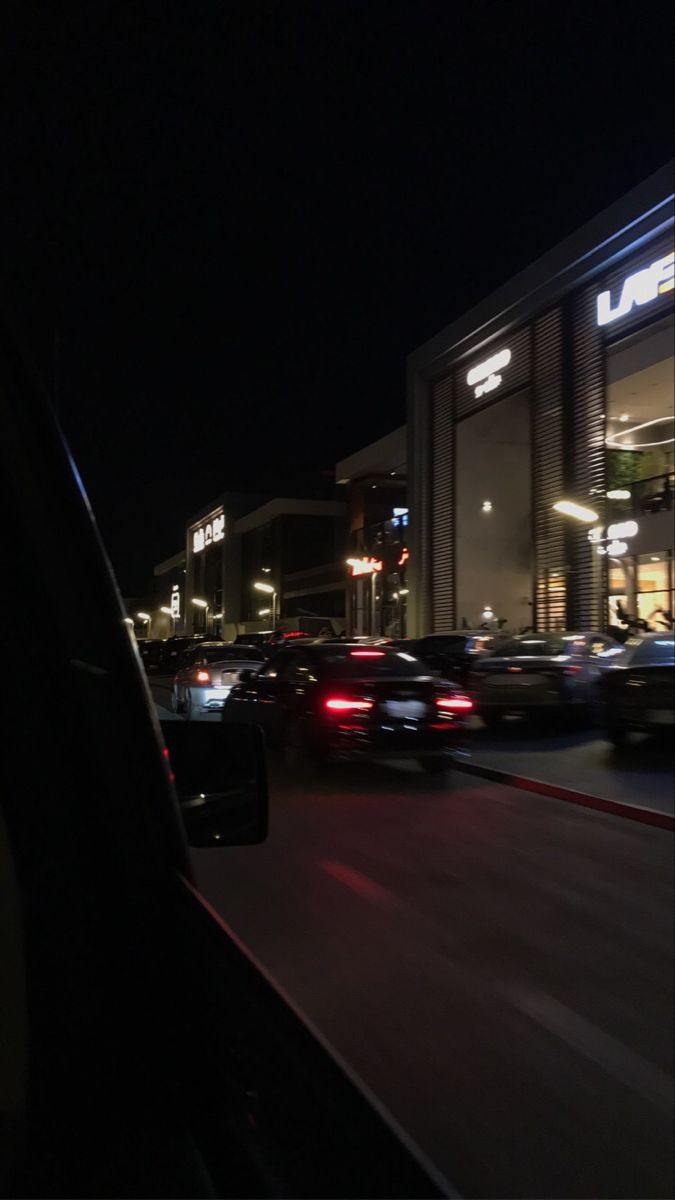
[497,636,572,657]
[208,646,265,662]
[627,636,675,665]
[318,648,428,678]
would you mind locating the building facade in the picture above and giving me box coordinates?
[336,426,408,636]
[408,163,674,638]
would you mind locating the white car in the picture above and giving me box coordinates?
[171,642,266,719]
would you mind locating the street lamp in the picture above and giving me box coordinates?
[136,612,151,637]
[253,581,277,627]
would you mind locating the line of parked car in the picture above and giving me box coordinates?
[138,627,674,764]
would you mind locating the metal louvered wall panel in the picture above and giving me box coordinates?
[570,285,606,629]
[533,309,566,630]
[430,372,455,630]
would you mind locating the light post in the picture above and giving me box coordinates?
[253,581,276,628]
[136,612,151,638]
[191,597,209,635]
[160,605,175,635]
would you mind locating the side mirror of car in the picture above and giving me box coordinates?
[160,720,268,848]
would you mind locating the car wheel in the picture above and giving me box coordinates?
[419,757,450,775]
[184,690,192,721]
[482,712,503,730]
[608,725,628,748]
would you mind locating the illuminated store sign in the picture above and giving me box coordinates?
[347,557,383,577]
[466,347,512,399]
[170,585,180,618]
[596,251,674,327]
[192,511,225,554]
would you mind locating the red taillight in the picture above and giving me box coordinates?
[436,695,473,711]
[349,649,385,658]
[196,669,211,683]
[563,665,582,676]
[324,697,373,712]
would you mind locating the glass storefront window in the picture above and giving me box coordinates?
[606,316,674,511]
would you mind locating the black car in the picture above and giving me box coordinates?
[224,642,473,772]
[594,632,675,746]
[0,315,447,1197]
[410,631,500,688]
[162,632,209,671]
[136,636,167,673]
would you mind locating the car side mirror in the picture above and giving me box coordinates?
[160,720,267,848]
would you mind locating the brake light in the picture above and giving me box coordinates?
[563,665,582,676]
[349,649,385,657]
[436,695,473,711]
[324,697,373,712]
[196,669,211,683]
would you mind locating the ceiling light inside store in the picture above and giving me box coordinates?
[619,413,630,422]
[606,415,674,450]
[481,500,493,513]
[606,489,631,500]
[651,556,661,562]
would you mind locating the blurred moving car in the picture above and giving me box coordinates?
[411,631,500,688]
[224,642,473,772]
[593,632,675,747]
[470,631,620,727]
[172,641,267,718]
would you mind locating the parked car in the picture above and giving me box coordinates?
[593,632,675,747]
[224,642,473,772]
[172,641,267,718]
[162,632,209,671]
[137,637,167,673]
[1,316,445,1198]
[469,631,620,727]
[411,631,501,688]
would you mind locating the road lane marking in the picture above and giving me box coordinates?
[507,985,674,1116]
[319,860,400,909]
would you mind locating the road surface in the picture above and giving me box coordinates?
[189,757,674,1199]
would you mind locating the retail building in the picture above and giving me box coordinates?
[407,163,674,637]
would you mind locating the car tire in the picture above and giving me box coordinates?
[419,757,450,775]
[184,690,192,721]
[171,689,184,714]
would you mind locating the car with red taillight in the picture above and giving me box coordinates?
[224,642,472,772]
[172,641,267,719]
[469,631,620,728]
[593,632,675,747]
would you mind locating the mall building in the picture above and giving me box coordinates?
[407,162,674,638]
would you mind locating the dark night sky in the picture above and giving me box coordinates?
[2,1,673,592]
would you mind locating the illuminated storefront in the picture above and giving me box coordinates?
[408,163,674,637]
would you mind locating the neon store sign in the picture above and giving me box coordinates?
[192,511,225,554]
[466,347,512,399]
[596,251,674,327]
[347,557,383,577]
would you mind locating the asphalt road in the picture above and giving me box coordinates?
[189,756,674,1199]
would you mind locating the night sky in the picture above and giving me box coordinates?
[2,1,673,592]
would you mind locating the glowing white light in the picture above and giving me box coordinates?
[253,581,274,594]
[136,612,150,621]
[393,507,409,517]
[607,540,628,556]
[619,413,629,423]
[170,585,180,618]
[606,415,674,450]
[346,557,383,576]
[258,607,271,616]
[467,347,511,388]
[606,489,631,500]
[192,510,225,553]
[160,606,173,615]
[553,500,599,523]
[481,499,493,513]
[399,587,409,595]
[607,520,638,540]
[191,598,208,608]
[597,251,674,326]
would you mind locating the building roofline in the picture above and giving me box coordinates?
[153,549,186,576]
[408,160,674,377]
[335,424,407,483]
[233,497,345,534]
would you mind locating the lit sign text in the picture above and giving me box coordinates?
[192,511,225,554]
[466,347,512,399]
[347,557,383,577]
[597,251,674,327]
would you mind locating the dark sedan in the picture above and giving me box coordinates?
[470,631,620,727]
[411,631,501,687]
[593,632,675,747]
[224,642,473,772]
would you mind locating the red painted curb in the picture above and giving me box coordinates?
[452,759,675,830]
